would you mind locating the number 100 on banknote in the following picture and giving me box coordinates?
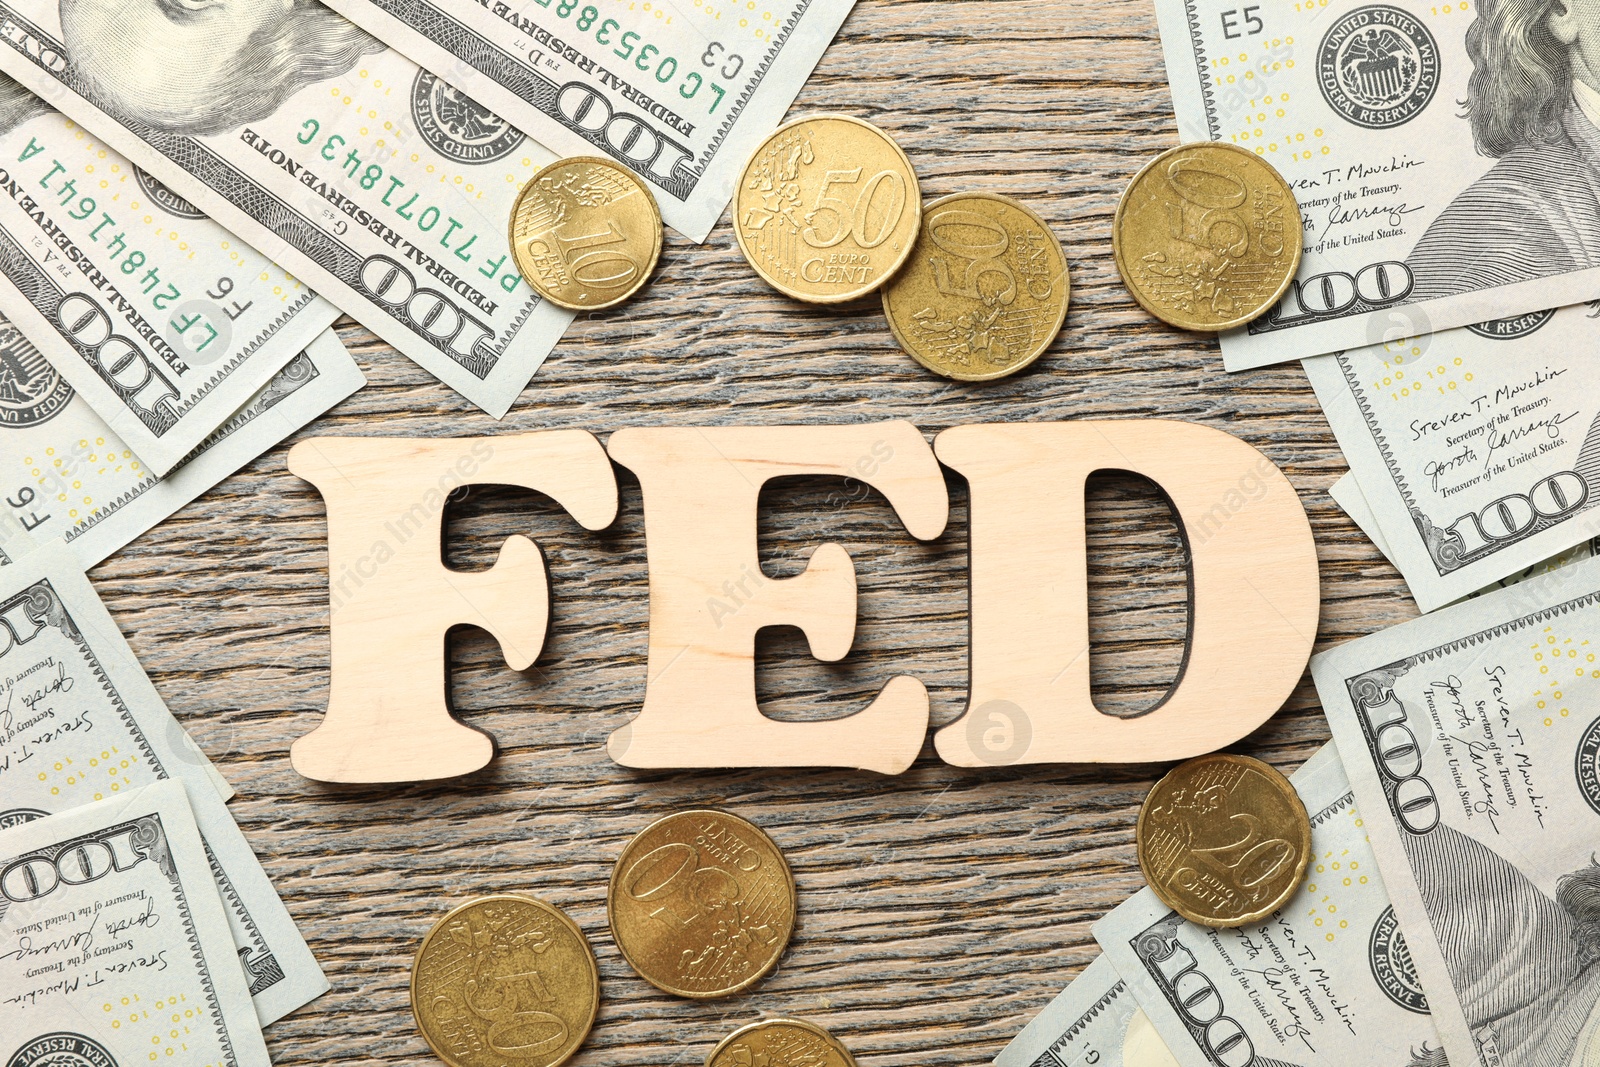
[1153,0,1600,368]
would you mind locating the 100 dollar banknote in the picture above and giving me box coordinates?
[1094,743,1444,1067]
[995,955,1178,1067]
[1314,551,1600,1067]
[315,0,858,242]
[1303,305,1600,611]
[0,545,329,1025]
[0,74,339,474]
[1152,0,1600,369]
[0,323,362,569]
[0,782,272,1067]
[0,0,571,416]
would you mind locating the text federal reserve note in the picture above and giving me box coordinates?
[1152,0,1600,369]
[1304,305,1600,611]
[1330,471,1600,609]
[994,955,1179,1067]
[0,73,338,474]
[0,0,571,416]
[310,0,858,242]
[0,546,328,1024]
[0,325,362,568]
[0,781,270,1067]
[1314,553,1600,1067]
[1096,744,1446,1067]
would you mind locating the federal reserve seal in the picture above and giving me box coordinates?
[134,167,204,219]
[1466,308,1556,339]
[410,71,523,165]
[0,808,47,829]
[1369,906,1428,1013]
[7,1033,119,1067]
[1576,716,1600,816]
[1318,6,1440,129]
[0,321,73,429]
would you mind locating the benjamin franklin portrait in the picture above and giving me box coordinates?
[1410,822,1600,1065]
[58,0,383,136]
[1406,0,1600,301]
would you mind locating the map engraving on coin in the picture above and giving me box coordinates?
[735,114,922,304]
[1135,753,1312,927]
[609,809,796,999]
[1113,142,1301,332]
[882,192,1069,381]
[704,1019,856,1067]
[510,156,663,311]
[411,895,598,1067]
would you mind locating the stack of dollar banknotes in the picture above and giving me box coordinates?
[0,0,1599,1063]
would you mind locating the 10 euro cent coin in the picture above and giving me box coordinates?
[609,809,796,998]
[510,155,663,310]
[411,894,599,1067]
[735,114,922,303]
[882,191,1069,380]
[1136,753,1311,927]
[1113,142,1301,331]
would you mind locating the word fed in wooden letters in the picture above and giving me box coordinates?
[287,421,1319,784]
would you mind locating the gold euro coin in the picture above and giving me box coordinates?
[705,1020,856,1067]
[882,192,1069,380]
[509,155,662,310]
[1112,142,1301,331]
[1136,753,1311,928]
[411,894,598,1067]
[734,114,922,303]
[609,809,795,998]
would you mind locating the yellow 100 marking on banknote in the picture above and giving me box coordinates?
[1152,0,1600,370]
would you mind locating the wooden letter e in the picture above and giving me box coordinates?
[606,422,948,774]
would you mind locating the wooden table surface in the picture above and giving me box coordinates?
[84,2,1422,1063]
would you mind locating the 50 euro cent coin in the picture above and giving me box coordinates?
[1136,753,1311,927]
[510,156,663,310]
[882,192,1070,380]
[411,894,599,1067]
[1113,142,1301,332]
[609,809,795,998]
[735,114,922,303]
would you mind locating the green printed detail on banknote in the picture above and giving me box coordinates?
[0,74,338,473]
[311,0,859,241]
[0,0,572,416]
[1152,0,1600,369]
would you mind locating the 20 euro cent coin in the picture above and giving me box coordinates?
[411,894,599,1067]
[510,156,663,310]
[1113,142,1301,331]
[1136,753,1311,927]
[735,114,922,303]
[609,809,796,998]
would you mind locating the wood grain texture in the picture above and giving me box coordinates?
[80,1,1423,1063]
